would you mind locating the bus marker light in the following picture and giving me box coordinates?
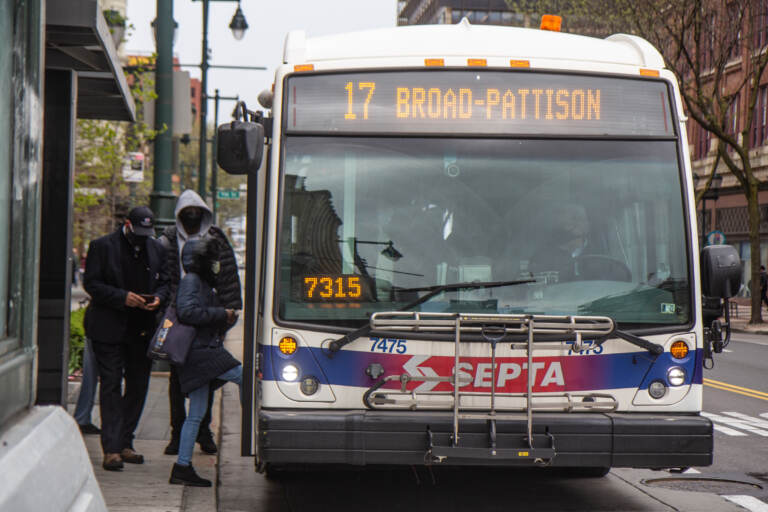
[509,59,530,68]
[540,15,562,32]
[667,367,686,386]
[282,364,299,382]
[639,68,660,77]
[300,376,320,395]
[425,58,444,67]
[294,64,315,72]
[670,340,689,359]
[648,380,667,399]
[279,336,298,355]
[467,58,487,67]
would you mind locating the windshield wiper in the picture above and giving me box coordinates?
[326,278,535,355]
[608,329,664,355]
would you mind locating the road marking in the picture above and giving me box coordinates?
[704,378,768,402]
[723,349,733,353]
[710,423,749,436]
[722,495,768,512]
[702,412,768,436]
[683,468,701,474]
[721,411,768,429]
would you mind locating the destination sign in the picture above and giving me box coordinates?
[285,71,674,136]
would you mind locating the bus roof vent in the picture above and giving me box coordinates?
[284,29,307,64]
[458,17,472,29]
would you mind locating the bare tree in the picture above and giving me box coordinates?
[506,0,768,323]
[600,0,767,323]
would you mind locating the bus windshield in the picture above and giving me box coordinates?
[276,137,690,329]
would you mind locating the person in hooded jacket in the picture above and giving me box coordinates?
[158,189,242,455]
[169,238,242,487]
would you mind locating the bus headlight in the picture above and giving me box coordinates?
[667,367,686,386]
[282,364,299,382]
[300,376,320,395]
[648,380,667,399]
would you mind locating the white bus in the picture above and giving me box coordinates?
[217,17,741,475]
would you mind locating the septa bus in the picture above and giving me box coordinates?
[216,17,742,475]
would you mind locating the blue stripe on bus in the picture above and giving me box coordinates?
[261,344,701,391]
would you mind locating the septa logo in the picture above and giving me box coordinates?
[393,355,566,393]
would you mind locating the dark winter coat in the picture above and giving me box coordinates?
[175,240,239,394]
[83,228,170,343]
[161,224,242,309]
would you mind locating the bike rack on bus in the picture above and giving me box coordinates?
[363,312,616,465]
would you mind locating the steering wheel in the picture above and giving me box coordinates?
[576,254,632,282]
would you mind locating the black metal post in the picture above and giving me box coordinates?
[210,89,239,224]
[151,0,176,230]
[198,0,209,201]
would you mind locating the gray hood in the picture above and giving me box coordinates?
[175,189,213,278]
[175,189,213,241]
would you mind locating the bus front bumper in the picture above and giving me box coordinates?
[258,410,712,468]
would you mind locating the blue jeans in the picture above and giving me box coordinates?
[177,365,243,466]
[73,337,97,426]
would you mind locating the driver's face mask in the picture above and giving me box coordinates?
[211,260,221,275]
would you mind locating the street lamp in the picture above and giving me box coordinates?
[193,0,249,202]
[229,4,249,40]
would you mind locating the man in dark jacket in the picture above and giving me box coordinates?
[158,190,242,455]
[84,206,169,471]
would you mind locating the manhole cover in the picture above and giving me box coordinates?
[644,477,763,494]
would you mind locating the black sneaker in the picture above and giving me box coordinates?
[169,463,212,487]
[164,437,180,456]
[79,423,101,435]
[197,430,217,455]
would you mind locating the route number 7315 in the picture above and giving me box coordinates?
[370,337,407,354]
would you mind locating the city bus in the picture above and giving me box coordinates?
[217,16,742,475]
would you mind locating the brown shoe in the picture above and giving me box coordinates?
[120,448,145,464]
[103,453,124,471]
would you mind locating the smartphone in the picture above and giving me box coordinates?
[139,294,155,303]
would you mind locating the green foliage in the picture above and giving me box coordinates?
[69,307,86,374]
[73,56,160,253]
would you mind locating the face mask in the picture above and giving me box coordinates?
[180,208,203,234]
[125,224,147,248]
[211,260,221,275]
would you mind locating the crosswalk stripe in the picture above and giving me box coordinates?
[721,411,768,429]
[722,495,768,512]
[702,412,768,436]
[762,413,768,420]
[711,423,748,436]
[683,468,701,474]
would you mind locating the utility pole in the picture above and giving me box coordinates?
[151,0,176,230]
[198,0,210,202]
[210,88,238,224]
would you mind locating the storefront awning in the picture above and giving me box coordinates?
[45,0,136,121]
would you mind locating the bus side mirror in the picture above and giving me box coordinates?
[217,121,264,175]
[700,245,741,298]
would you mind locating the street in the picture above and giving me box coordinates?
[700,333,768,505]
[213,333,768,512]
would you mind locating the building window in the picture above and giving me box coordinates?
[755,0,768,49]
[751,85,768,148]
[727,3,742,61]
[726,93,740,152]
[695,123,710,160]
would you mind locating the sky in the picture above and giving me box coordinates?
[125,0,398,122]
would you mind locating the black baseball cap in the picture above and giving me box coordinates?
[127,206,155,236]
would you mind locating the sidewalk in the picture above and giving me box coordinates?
[721,297,768,334]
[67,323,244,512]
